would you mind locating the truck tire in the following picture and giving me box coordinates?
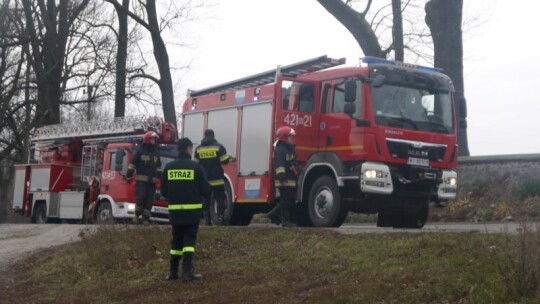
[33,203,47,224]
[210,182,235,225]
[308,176,347,227]
[377,198,429,229]
[97,202,113,224]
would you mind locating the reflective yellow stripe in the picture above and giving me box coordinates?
[220,154,230,162]
[168,203,203,210]
[135,175,149,182]
[275,180,297,187]
[183,246,195,253]
[128,164,135,170]
[276,167,285,174]
[296,145,364,152]
[170,249,183,256]
[209,179,224,186]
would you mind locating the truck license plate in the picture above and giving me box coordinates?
[407,157,429,167]
[153,206,169,215]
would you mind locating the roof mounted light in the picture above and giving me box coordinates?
[361,56,443,73]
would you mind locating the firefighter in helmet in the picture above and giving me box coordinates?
[126,131,162,225]
[267,126,301,227]
[194,129,231,225]
[161,137,211,281]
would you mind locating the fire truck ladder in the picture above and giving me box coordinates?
[32,116,163,142]
[80,144,103,183]
[188,55,346,97]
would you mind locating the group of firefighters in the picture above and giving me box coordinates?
[126,125,301,281]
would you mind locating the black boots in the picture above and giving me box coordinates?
[281,204,296,227]
[166,256,179,281]
[182,264,202,282]
[266,204,281,225]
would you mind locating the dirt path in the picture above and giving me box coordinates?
[0,224,95,274]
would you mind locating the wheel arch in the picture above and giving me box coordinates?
[299,152,345,202]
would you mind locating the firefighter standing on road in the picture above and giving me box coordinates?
[126,131,162,225]
[194,129,230,225]
[162,137,211,281]
[267,126,301,227]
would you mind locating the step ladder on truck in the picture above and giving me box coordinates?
[182,55,458,228]
[11,116,178,224]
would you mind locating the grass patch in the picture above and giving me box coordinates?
[3,224,540,303]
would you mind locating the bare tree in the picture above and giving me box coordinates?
[21,0,91,125]
[105,0,178,128]
[0,0,33,222]
[426,0,469,156]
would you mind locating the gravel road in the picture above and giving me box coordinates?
[0,224,95,274]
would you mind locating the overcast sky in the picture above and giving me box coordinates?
[179,0,540,157]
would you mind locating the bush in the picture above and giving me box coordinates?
[515,179,540,200]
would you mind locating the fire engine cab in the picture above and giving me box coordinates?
[182,55,458,228]
[11,116,178,224]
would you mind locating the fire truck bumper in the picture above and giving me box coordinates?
[360,162,394,195]
[437,170,457,200]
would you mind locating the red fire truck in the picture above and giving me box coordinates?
[11,116,178,224]
[182,55,458,228]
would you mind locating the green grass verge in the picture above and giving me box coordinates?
[3,224,540,303]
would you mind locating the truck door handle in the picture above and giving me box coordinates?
[326,136,333,145]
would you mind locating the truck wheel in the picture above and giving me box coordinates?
[308,176,347,227]
[210,182,235,225]
[398,198,429,228]
[229,204,254,226]
[33,203,47,224]
[97,202,113,224]
[377,198,429,229]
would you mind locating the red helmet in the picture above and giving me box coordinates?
[275,126,296,141]
[143,131,159,143]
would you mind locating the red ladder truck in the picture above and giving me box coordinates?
[182,55,458,228]
[11,116,178,224]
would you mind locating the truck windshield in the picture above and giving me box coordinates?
[371,85,453,133]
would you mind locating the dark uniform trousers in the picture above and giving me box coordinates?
[170,224,199,272]
[135,181,155,218]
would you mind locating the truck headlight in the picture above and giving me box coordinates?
[127,203,136,211]
[364,169,384,179]
[446,177,457,186]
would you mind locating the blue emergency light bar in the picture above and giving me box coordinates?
[361,57,443,73]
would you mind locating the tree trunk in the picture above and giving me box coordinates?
[145,0,177,128]
[425,0,469,156]
[317,0,384,58]
[392,0,404,61]
[114,0,129,118]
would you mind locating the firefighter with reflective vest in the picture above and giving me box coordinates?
[194,129,231,225]
[161,137,211,281]
[126,131,162,225]
[267,126,301,227]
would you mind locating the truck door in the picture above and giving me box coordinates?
[319,78,366,159]
[275,78,320,162]
[100,147,134,202]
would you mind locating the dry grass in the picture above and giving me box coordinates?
[2,224,540,303]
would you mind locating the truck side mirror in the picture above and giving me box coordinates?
[372,75,386,88]
[459,97,467,118]
[344,81,357,102]
[344,103,356,115]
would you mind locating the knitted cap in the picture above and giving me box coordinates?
[177,137,193,150]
